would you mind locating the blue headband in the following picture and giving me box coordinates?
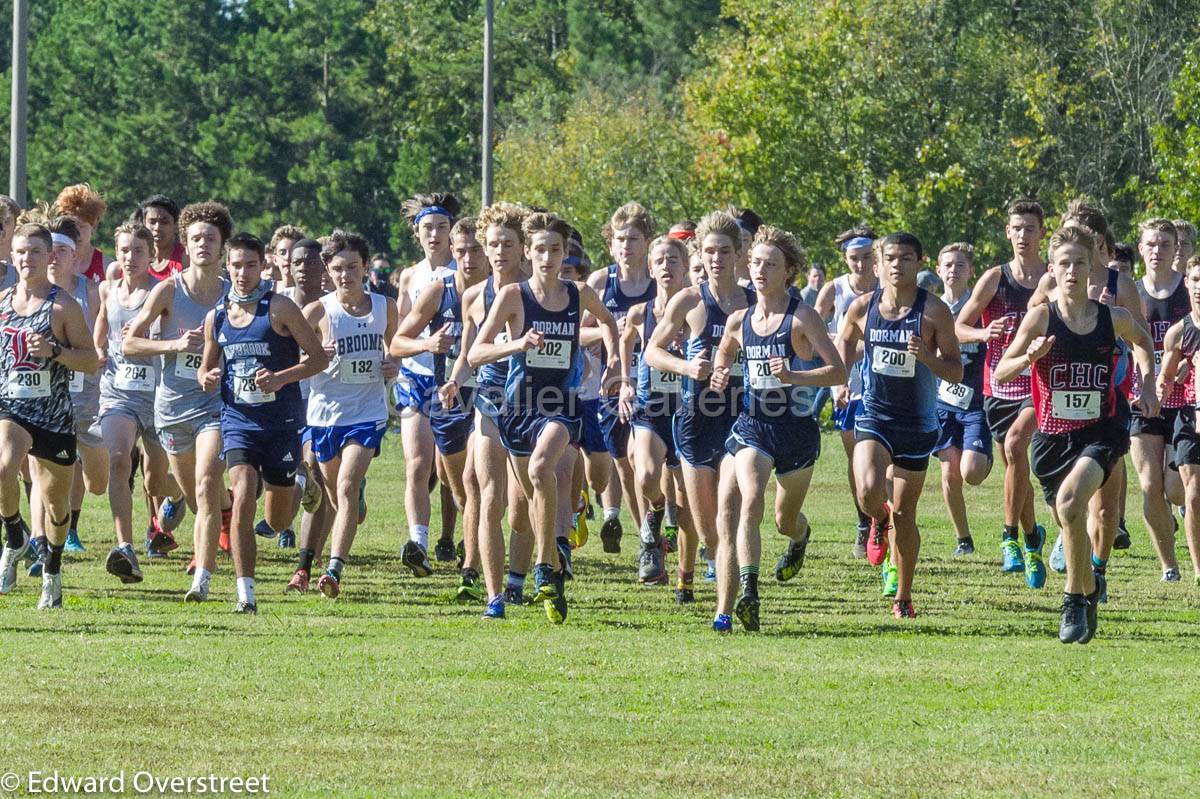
[841,236,873,251]
[562,256,582,267]
[413,206,453,226]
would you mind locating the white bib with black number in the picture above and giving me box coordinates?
[937,381,973,410]
[748,359,783,390]
[68,370,84,394]
[115,363,155,392]
[175,352,202,380]
[339,358,377,385]
[234,373,274,406]
[7,369,49,399]
[650,367,681,394]
[1154,349,1164,376]
[1051,390,1100,420]
[730,351,745,377]
[872,346,915,378]
[527,339,570,370]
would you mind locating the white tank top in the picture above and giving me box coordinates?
[306,292,389,427]
[401,258,455,377]
[831,274,869,399]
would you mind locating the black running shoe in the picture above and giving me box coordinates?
[599,516,623,554]
[434,538,456,563]
[1059,593,1090,644]
[953,537,975,556]
[675,587,695,604]
[774,531,810,582]
[401,540,434,577]
[1079,575,1104,645]
[734,591,760,632]
[1112,523,1132,550]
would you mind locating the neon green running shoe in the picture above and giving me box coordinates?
[881,560,898,597]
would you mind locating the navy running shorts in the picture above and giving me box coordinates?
[726,413,820,475]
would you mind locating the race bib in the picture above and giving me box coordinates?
[872,346,915,378]
[340,358,377,385]
[527,339,570,370]
[1154,349,1164,376]
[175,352,202,380]
[115,362,155,392]
[730,352,745,377]
[234,373,274,406]
[938,381,973,410]
[748,359,784,390]
[650,367,681,394]
[68,370,84,394]
[1052,390,1100,420]
[6,369,49,399]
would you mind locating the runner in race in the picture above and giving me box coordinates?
[134,195,187,281]
[711,226,845,631]
[932,243,992,556]
[267,225,307,287]
[996,225,1156,643]
[199,233,327,613]
[0,223,100,609]
[52,184,112,283]
[837,232,962,618]
[1172,220,1195,273]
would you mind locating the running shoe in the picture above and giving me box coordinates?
[400,540,433,577]
[482,595,506,620]
[219,489,233,552]
[548,570,568,624]
[866,504,891,566]
[277,529,296,548]
[317,570,340,599]
[1163,568,1182,583]
[254,520,277,539]
[158,495,187,534]
[1000,538,1024,573]
[37,572,62,610]
[712,614,732,633]
[504,584,528,606]
[64,529,85,553]
[147,530,179,558]
[0,522,30,594]
[953,537,975,556]
[775,531,810,582]
[105,544,143,584]
[1113,522,1132,550]
[557,538,574,582]
[357,478,368,524]
[299,461,322,513]
[703,562,716,582]
[456,573,485,604]
[184,575,210,603]
[1024,526,1047,590]
[232,600,257,615]
[1059,593,1090,643]
[892,599,917,619]
[186,557,197,576]
[1079,579,1102,645]
[455,539,466,568]
[675,586,695,604]
[734,591,760,632]
[286,568,310,594]
[1049,532,1067,573]
[1094,569,1108,604]
[599,516,623,554]
[570,508,590,550]
[852,526,869,559]
[26,537,45,577]
[532,563,565,624]
[638,536,666,585]
[434,538,456,563]
[663,524,678,554]
[881,561,898,597]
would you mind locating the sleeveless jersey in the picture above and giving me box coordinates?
[307,292,389,427]
[603,264,655,368]
[635,298,683,414]
[982,263,1036,400]
[215,292,303,431]
[278,286,314,402]
[99,280,159,403]
[1032,301,1118,434]
[148,243,186,282]
[681,282,755,409]
[936,291,985,413]
[1180,315,1200,407]
[401,258,454,378]
[829,274,869,398]
[1139,274,1191,408]
[861,288,936,432]
[66,276,100,404]
[82,249,107,283]
[503,281,582,415]
[742,296,817,418]
[477,275,510,388]
[429,274,465,385]
[0,286,73,434]
[156,272,228,427]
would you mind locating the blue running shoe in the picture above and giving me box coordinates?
[482,595,506,620]
[158,495,187,534]
[703,562,716,583]
[504,584,527,606]
[556,538,574,581]
[1025,524,1047,589]
[1001,538,1024,573]
[1094,569,1108,604]
[254,519,277,539]
[26,537,45,577]
[1049,531,1067,573]
[64,529,85,553]
[713,614,732,633]
[277,529,295,548]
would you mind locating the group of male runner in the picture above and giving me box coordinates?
[0,186,1193,644]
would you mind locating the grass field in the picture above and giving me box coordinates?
[1,431,1198,798]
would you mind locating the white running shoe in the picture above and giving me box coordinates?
[184,574,210,603]
[37,572,62,610]
[1049,531,1067,574]
[0,524,31,594]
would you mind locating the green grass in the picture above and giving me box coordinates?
[2,432,1198,798]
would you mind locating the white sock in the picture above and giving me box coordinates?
[191,567,212,590]
[603,507,620,522]
[665,502,678,527]
[409,524,429,550]
[236,576,256,605]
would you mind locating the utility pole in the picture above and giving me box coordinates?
[9,0,28,205]
[481,0,494,205]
